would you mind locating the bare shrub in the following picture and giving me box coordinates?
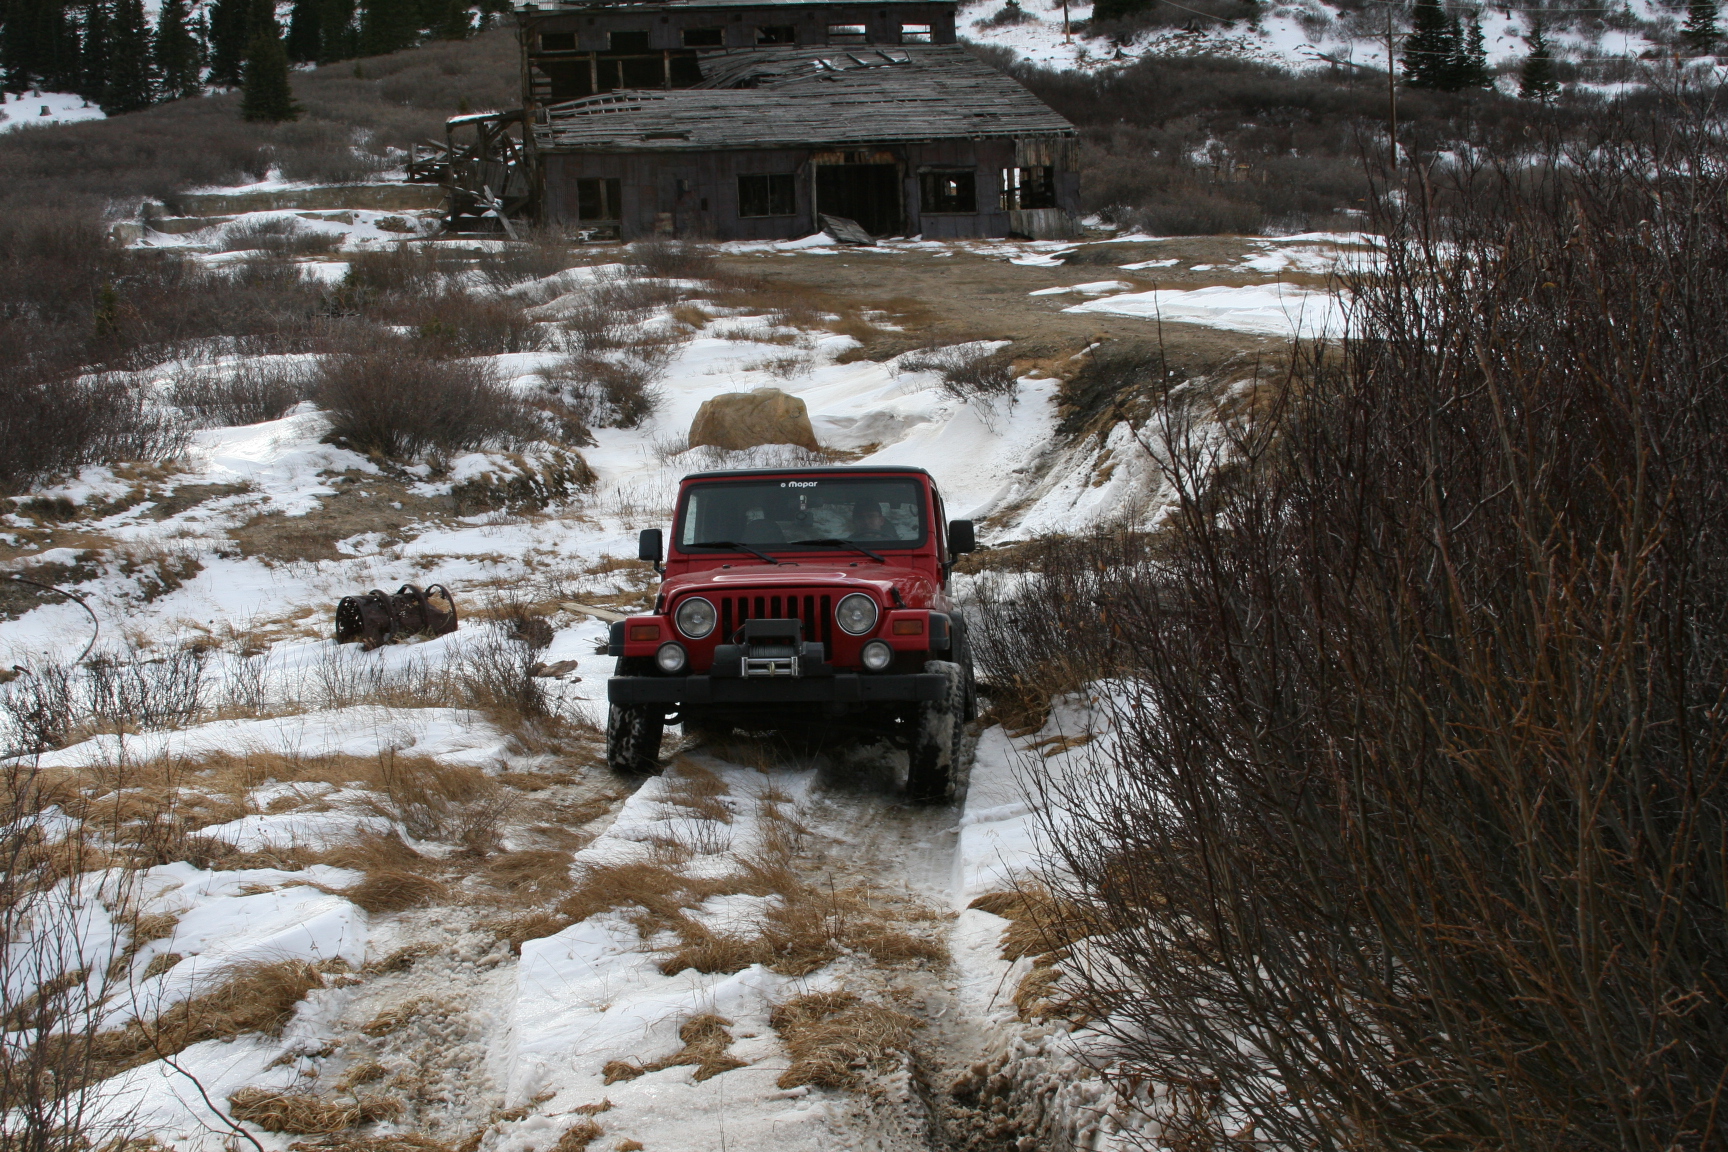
[337,245,446,298]
[390,291,545,357]
[454,627,550,727]
[0,644,211,754]
[219,217,342,256]
[0,371,189,494]
[1,763,139,1152]
[899,345,1019,405]
[313,349,536,458]
[624,239,717,279]
[770,993,921,1090]
[167,360,313,427]
[549,351,670,430]
[1010,123,1728,1151]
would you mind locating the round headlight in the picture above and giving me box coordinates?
[836,593,879,636]
[656,642,688,673]
[861,640,893,671]
[675,596,716,639]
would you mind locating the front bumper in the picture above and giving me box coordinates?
[608,672,945,706]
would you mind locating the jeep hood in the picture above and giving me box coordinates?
[659,562,942,609]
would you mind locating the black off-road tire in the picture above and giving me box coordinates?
[607,703,664,775]
[907,659,964,804]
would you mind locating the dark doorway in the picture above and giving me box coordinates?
[814,164,903,236]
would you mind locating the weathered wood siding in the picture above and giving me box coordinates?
[543,136,1077,241]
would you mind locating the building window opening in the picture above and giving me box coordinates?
[540,31,576,50]
[827,23,868,42]
[756,25,796,43]
[739,173,797,217]
[899,23,932,41]
[920,170,976,214]
[683,26,723,45]
[1001,165,1057,210]
[609,29,650,51]
[577,177,622,222]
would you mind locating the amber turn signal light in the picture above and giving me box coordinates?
[628,624,660,641]
[891,618,924,635]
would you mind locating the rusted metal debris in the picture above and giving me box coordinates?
[335,583,459,650]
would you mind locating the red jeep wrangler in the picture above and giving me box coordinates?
[606,465,977,801]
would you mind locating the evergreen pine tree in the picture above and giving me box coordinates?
[103,0,153,111]
[284,0,320,61]
[240,0,298,120]
[206,0,249,84]
[316,0,358,60]
[154,0,199,99]
[1684,0,1719,51]
[358,0,418,56]
[1,0,83,90]
[1456,11,1492,87]
[78,0,111,104]
[1402,0,1458,88]
[436,0,469,39]
[1520,21,1559,102]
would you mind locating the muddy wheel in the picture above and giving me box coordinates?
[907,660,963,804]
[608,703,664,775]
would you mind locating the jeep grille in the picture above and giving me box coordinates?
[719,593,834,656]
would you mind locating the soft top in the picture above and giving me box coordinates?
[681,465,933,481]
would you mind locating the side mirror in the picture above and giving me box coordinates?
[947,520,976,556]
[638,528,664,564]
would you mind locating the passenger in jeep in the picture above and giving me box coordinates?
[606,465,977,802]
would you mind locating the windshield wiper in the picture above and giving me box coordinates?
[691,540,780,565]
[791,538,887,564]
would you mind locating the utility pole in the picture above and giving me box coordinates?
[1064,0,1071,43]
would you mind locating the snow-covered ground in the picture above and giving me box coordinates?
[0,225,1292,1149]
[0,88,105,132]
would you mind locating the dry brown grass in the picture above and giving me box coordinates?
[552,1120,604,1152]
[484,849,576,903]
[614,1143,644,1152]
[287,1137,455,1152]
[363,753,515,855]
[770,992,921,1090]
[572,1100,613,1116]
[140,952,183,979]
[89,960,325,1076]
[360,997,451,1038]
[600,1014,746,1085]
[968,887,1094,1022]
[658,761,733,825]
[362,944,433,974]
[342,868,450,914]
[967,887,1094,961]
[481,910,575,953]
[601,1060,643,1085]
[227,1087,404,1134]
[334,1059,388,1091]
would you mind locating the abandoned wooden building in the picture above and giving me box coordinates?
[440,0,1080,240]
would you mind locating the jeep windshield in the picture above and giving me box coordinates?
[676,478,927,554]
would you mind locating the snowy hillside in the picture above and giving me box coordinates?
[0,203,1333,1151]
[961,0,1719,81]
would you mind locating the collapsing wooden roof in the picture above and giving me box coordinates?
[532,45,1075,152]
